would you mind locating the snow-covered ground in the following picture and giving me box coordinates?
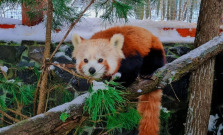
[0,17,197,43]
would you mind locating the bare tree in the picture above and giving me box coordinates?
[185,0,223,134]
[37,0,53,114]
[145,0,151,19]
[178,0,182,20]
[189,0,195,22]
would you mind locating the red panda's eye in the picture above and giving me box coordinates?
[84,58,88,63]
[98,58,103,63]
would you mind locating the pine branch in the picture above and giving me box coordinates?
[49,0,95,61]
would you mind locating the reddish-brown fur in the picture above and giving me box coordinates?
[138,89,162,135]
[90,26,164,135]
[91,26,165,58]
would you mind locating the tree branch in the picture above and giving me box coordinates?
[0,34,223,135]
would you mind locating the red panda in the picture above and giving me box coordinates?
[72,26,166,135]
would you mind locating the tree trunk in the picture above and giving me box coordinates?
[189,0,195,22]
[160,0,163,20]
[162,0,166,20]
[170,0,176,20]
[156,0,160,16]
[178,0,182,20]
[181,0,189,21]
[167,0,170,20]
[37,0,53,114]
[185,0,223,134]
[145,0,150,19]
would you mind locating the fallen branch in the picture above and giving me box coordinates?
[0,34,223,135]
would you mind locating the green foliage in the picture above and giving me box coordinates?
[0,95,6,110]
[159,107,171,135]
[0,78,35,107]
[95,0,145,22]
[52,0,79,29]
[83,80,140,134]
[84,80,126,121]
[60,112,70,122]
[107,108,140,132]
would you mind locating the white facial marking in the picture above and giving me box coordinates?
[73,39,124,78]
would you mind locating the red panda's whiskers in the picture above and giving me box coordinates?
[96,65,105,74]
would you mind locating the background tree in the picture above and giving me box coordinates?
[185,0,223,134]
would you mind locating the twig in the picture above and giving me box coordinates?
[44,91,50,113]
[7,109,29,119]
[0,70,7,80]
[50,63,95,82]
[73,116,88,135]
[0,110,20,123]
[49,0,95,61]
[2,119,13,125]
[33,73,42,115]
[169,83,180,102]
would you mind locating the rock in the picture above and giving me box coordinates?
[0,46,26,64]
[65,47,73,57]
[166,55,177,63]
[17,69,37,84]
[164,48,169,55]
[53,56,72,64]
[22,56,31,62]
[54,67,73,83]
[169,46,191,56]
[21,40,35,46]
[28,46,45,63]
[17,61,35,67]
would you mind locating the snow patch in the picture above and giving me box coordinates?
[0,17,22,25]
[0,66,8,73]
[208,114,219,131]
[47,93,89,113]
[54,52,72,61]
[112,72,121,79]
[0,17,196,43]
[92,80,108,91]
[59,45,69,52]
[6,79,15,83]
[0,124,14,133]
[49,65,55,70]
[137,89,142,93]
[161,106,169,113]
[217,124,223,135]
[29,114,45,121]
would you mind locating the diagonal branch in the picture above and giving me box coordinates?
[0,34,223,135]
[49,0,95,61]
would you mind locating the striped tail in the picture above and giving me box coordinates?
[137,89,162,135]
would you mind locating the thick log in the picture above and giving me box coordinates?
[0,34,223,134]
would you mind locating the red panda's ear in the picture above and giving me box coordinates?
[72,34,82,48]
[110,34,125,58]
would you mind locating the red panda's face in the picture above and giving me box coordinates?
[72,34,125,79]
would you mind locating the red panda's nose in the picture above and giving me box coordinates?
[89,67,96,75]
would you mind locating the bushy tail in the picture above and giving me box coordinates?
[137,89,162,135]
